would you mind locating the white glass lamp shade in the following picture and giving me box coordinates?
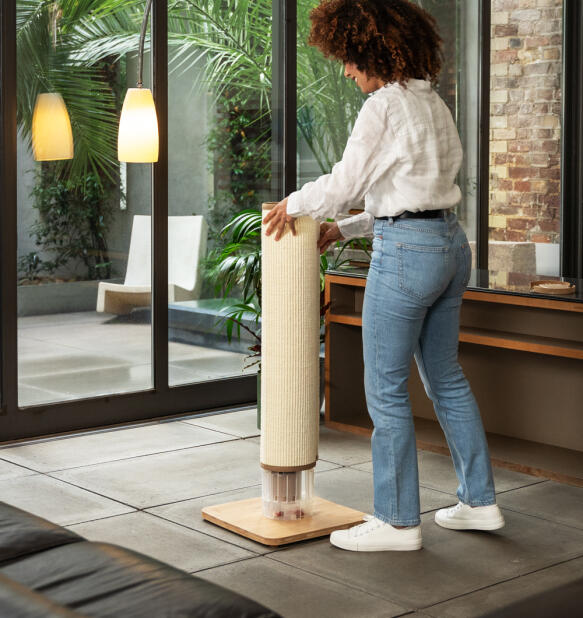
[118,87,159,162]
[31,93,74,161]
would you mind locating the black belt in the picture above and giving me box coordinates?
[376,209,449,221]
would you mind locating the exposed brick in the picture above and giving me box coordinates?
[529,153,551,167]
[513,181,531,192]
[530,180,549,192]
[490,140,508,153]
[491,63,509,76]
[508,141,531,152]
[491,90,509,103]
[534,19,561,34]
[492,11,510,25]
[495,24,519,36]
[539,167,560,179]
[511,9,541,20]
[507,217,533,230]
[493,128,517,140]
[543,47,560,60]
[506,230,526,241]
[494,0,519,10]
[493,50,519,63]
[524,36,550,48]
[508,167,533,179]
[531,233,552,242]
[491,116,508,129]
[533,103,550,113]
[490,215,507,228]
[490,229,507,241]
[539,220,560,232]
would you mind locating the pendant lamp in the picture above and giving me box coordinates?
[118,0,158,163]
[32,93,74,161]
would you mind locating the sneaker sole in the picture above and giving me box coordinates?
[330,537,423,552]
[434,516,505,531]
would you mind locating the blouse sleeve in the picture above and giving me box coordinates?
[337,212,374,240]
[287,96,396,221]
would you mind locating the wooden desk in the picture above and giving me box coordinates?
[324,270,583,486]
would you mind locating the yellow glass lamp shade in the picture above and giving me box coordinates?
[118,87,159,163]
[32,93,74,161]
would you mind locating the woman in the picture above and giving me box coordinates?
[264,0,504,552]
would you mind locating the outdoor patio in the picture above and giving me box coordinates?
[17,311,252,406]
[0,407,581,617]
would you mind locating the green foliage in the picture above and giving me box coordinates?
[27,166,113,281]
[17,0,124,183]
[205,91,271,242]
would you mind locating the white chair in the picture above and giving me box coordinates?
[96,215,208,315]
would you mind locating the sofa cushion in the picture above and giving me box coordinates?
[1,540,279,618]
[0,572,85,617]
[0,503,82,565]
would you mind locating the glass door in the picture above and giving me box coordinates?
[16,0,153,406]
[295,0,483,246]
[166,0,273,387]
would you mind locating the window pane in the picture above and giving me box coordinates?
[296,0,481,252]
[488,1,562,278]
[167,1,272,386]
[16,1,153,405]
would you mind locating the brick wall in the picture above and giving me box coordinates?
[489,0,562,245]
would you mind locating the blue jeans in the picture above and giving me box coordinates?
[362,213,496,526]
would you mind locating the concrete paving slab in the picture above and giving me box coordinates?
[68,511,255,573]
[50,440,266,509]
[0,459,37,480]
[269,509,583,610]
[17,384,65,407]
[315,467,456,515]
[497,480,583,530]
[0,475,134,526]
[317,426,372,466]
[199,556,407,618]
[147,486,275,555]
[18,312,107,329]
[20,363,153,400]
[18,353,132,379]
[0,422,235,472]
[423,557,583,617]
[170,354,251,380]
[182,409,260,438]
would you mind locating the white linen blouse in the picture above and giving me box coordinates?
[286,78,463,239]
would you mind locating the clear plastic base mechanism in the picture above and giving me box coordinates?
[262,468,314,520]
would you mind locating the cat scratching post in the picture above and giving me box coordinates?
[201,203,364,546]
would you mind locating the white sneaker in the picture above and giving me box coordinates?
[330,516,422,551]
[434,502,505,531]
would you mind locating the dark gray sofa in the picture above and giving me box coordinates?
[0,502,279,618]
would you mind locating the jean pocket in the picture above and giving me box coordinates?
[397,242,450,301]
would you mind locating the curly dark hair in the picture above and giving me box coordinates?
[308,0,443,85]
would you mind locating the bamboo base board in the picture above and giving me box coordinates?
[202,497,365,546]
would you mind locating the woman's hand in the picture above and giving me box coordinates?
[318,222,344,254]
[263,197,297,241]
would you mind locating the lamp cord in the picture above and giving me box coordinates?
[137,0,153,88]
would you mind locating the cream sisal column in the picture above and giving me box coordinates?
[260,203,320,518]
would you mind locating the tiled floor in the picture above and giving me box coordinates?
[1,408,582,617]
